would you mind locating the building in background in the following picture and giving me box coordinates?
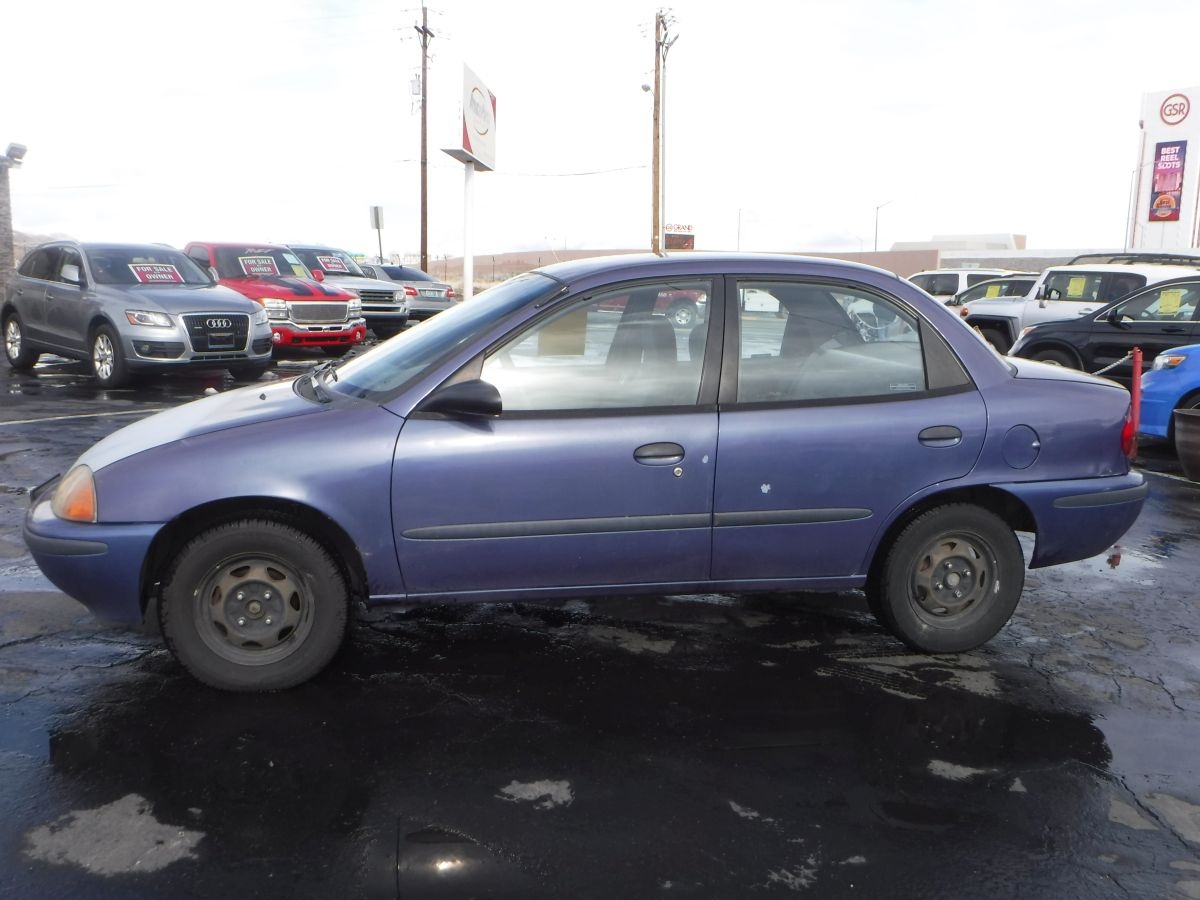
[1129,87,1200,249]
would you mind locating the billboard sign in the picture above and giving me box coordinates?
[444,65,497,171]
[1150,141,1187,222]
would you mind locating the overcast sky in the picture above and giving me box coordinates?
[6,0,1200,262]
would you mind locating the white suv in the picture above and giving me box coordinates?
[908,268,1016,302]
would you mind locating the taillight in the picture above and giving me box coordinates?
[1120,408,1136,459]
[959,307,969,318]
[447,287,456,298]
[404,286,418,297]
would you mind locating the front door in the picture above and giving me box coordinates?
[392,277,721,597]
[43,247,89,352]
[713,278,987,581]
[1081,280,1200,377]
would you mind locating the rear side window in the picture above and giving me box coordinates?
[19,247,59,280]
[911,273,959,295]
[734,281,929,404]
[1044,271,1105,302]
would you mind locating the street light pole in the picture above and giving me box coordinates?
[0,143,28,291]
[415,4,434,273]
[873,200,891,252]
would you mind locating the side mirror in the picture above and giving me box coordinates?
[311,269,325,283]
[1034,284,1046,301]
[61,264,82,286]
[1107,308,1128,328]
[417,379,502,418]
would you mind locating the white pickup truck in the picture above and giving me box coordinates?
[960,261,1200,352]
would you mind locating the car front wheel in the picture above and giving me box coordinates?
[4,313,40,369]
[870,504,1023,654]
[667,302,696,327]
[1032,348,1076,368]
[91,325,130,388]
[159,519,349,691]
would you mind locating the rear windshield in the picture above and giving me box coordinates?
[382,265,436,282]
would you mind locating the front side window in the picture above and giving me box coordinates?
[56,248,83,286]
[480,280,712,412]
[1044,271,1104,302]
[1114,283,1200,321]
[736,281,926,404]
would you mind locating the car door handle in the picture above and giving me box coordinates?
[1163,326,1188,334]
[918,425,962,447]
[634,442,685,465]
[1078,308,1095,315]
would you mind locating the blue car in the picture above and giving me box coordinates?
[24,254,1148,691]
[1138,342,1200,441]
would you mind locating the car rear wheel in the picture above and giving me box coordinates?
[1032,348,1076,368]
[160,519,349,691]
[667,302,697,327]
[870,504,1023,654]
[91,325,130,388]
[4,313,40,369]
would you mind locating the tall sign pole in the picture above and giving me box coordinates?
[415,5,434,272]
[443,66,497,302]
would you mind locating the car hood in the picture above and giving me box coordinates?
[77,379,323,473]
[1007,356,1123,389]
[317,274,402,294]
[220,275,354,302]
[95,283,259,314]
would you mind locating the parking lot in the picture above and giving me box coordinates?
[2,352,1200,898]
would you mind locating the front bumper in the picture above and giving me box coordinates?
[270,320,368,348]
[996,472,1149,568]
[119,322,274,368]
[23,479,162,624]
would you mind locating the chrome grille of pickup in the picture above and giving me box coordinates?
[356,289,397,303]
[287,302,349,324]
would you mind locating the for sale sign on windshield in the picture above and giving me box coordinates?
[316,255,349,273]
[239,256,281,277]
[129,264,183,284]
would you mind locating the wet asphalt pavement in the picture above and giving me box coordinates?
[2,353,1200,899]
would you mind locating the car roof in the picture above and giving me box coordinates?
[1046,263,1200,277]
[909,267,1011,276]
[190,241,293,251]
[532,252,899,283]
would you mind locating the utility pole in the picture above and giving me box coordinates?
[415,4,434,272]
[649,11,677,257]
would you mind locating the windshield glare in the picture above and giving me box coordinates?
[330,272,560,401]
[293,248,366,278]
[84,247,211,286]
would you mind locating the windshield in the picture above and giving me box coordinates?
[330,272,561,401]
[292,247,366,278]
[213,247,310,280]
[84,246,211,286]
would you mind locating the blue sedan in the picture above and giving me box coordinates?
[1138,342,1200,441]
[24,254,1148,691]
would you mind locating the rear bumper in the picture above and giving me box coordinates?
[996,472,1149,568]
[23,483,161,624]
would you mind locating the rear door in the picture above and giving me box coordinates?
[712,277,986,581]
[1080,281,1200,376]
[9,247,57,343]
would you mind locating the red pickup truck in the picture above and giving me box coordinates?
[184,242,368,356]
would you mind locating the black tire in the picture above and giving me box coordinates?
[1032,348,1076,368]
[1169,392,1200,447]
[91,324,130,388]
[979,327,1010,354]
[3,312,40,369]
[321,345,352,357]
[228,362,270,383]
[667,302,696,328]
[159,519,349,691]
[371,324,402,340]
[870,504,1024,654]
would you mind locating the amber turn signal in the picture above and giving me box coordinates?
[51,466,97,523]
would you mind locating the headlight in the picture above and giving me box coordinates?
[125,310,173,328]
[260,297,289,320]
[252,308,269,326]
[348,298,362,316]
[52,465,97,523]
[1153,353,1189,370]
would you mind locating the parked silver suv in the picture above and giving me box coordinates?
[359,263,456,323]
[287,245,410,338]
[2,242,273,387]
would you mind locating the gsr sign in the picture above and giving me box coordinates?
[1161,94,1190,126]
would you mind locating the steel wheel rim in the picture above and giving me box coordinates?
[4,319,21,360]
[93,333,115,380]
[193,554,314,666]
[908,531,999,624]
[672,306,694,327]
